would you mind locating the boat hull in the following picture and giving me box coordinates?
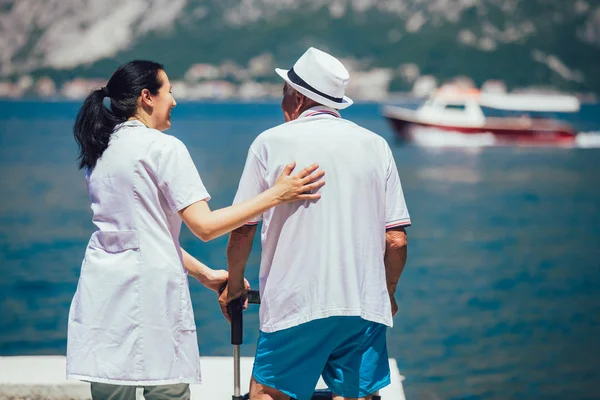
[386,116,576,145]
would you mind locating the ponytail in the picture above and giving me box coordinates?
[73,60,164,170]
[73,88,124,170]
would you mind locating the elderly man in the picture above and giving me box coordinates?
[219,47,410,400]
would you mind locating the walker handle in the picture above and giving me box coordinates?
[228,299,243,345]
[247,290,261,305]
[229,290,259,344]
[219,282,246,346]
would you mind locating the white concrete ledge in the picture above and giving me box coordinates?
[0,356,405,399]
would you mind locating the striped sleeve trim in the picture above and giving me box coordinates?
[386,219,411,229]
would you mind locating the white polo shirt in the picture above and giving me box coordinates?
[67,120,210,385]
[233,106,410,333]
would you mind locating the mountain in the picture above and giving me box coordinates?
[1,0,599,96]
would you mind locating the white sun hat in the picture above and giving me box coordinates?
[275,47,353,110]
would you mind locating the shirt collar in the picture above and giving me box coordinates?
[121,119,147,128]
[298,106,341,119]
[114,119,148,132]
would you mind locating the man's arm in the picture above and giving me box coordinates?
[385,226,408,316]
[218,224,258,321]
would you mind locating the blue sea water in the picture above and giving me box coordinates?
[1,101,600,400]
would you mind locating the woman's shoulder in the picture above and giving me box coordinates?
[148,131,186,150]
[144,132,191,166]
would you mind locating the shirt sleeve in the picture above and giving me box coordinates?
[232,147,268,225]
[155,136,211,213]
[385,144,411,228]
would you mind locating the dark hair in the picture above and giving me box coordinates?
[73,60,164,170]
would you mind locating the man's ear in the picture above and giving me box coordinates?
[294,91,305,114]
[140,88,153,107]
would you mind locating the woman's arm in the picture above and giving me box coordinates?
[179,162,324,242]
[181,248,228,292]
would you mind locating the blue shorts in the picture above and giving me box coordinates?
[252,316,390,400]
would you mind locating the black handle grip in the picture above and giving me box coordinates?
[221,285,260,345]
[247,290,261,304]
[228,298,243,345]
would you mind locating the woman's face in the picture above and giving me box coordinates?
[152,70,177,131]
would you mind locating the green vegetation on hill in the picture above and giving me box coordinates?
[19,2,600,94]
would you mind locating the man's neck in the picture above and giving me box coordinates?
[292,100,321,120]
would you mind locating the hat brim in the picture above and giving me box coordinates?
[275,68,353,110]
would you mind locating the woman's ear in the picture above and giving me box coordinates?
[140,88,153,107]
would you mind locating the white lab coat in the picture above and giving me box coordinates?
[67,120,210,385]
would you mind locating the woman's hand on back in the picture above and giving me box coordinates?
[273,162,325,203]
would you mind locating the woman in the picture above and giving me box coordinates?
[67,60,324,400]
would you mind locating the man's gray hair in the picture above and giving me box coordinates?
[283,82,320,107]
[284,83,297,97]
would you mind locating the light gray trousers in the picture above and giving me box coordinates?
[90,382,190,400]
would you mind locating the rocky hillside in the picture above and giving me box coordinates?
[1,0,598,95]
